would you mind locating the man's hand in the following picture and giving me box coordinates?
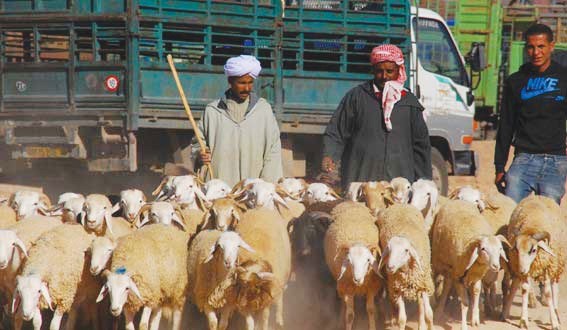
[495,172,506,194]
[199,148,212,165]
[321,156,336,173]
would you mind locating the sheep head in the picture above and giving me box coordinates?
[0,230,27,269]
[89,236,117,276]
[390,177,412,204]
[232,181,288,211]
[201,198,246,231]
[410,179,439,219]
[10,191,51,220]
[81,194,114,235]
[137,202,186,231]
[152,176,176,201]
[277,177,308,201]
[360,182,394,215]
[449,185,485,212]
[465,235,510,273]
[170,175,210,211]
[204,231,255,269]
[116,189,146,223]
[289,211,332,258]
[96,269,142,317]
[337,244,379,286]
[514,231,554,275]
[203,179,232,201]
[303,183,340,206]
[377,236,421,275]
[13,274,53,321]
[51,195,86,223]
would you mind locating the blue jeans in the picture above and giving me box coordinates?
[506,153,567,204]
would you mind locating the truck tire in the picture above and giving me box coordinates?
[431,147,448,196]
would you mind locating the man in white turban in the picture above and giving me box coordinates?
[193,55,283,186]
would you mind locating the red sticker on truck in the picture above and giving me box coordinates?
[104,75,119,92]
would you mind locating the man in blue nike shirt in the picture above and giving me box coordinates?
[494,24,567,203]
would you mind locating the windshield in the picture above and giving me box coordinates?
[413,17,469,86]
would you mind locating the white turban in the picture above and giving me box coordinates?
[224,55,262,79]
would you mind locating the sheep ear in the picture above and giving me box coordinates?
[40,282,53,311]
[128,278,143,301]
[96,284,108,303]
[532,231,551,242]
[500,248,509,263]
[355,185,364,201]
[49,205,64,216]
[11,291,21,314]
[274,193,289,210]
[194,189,211,212]
[230,208,241,227]
[78,211,85,226]
[152,177,169,197]
[199,209,212,231]
[138,216,150,229]
[104,211,114,236]
[204,243,218,263]
[286,218,296,235]
[14,237,28,258]
[484,198,499,211]
[465,246,480,271]
[238,238,255,254]
[230,180,247,195]
[408,246,423,272]
[420,194,432,219]
[171,213,187,231]
[448,188,461,200]
[111,203,121,214]
[330,188,341,200]
[337,258,349,281]
[135,204,152,225]
[496,235,512,249]
[477,199,486,212]
[537,241,555,257]
[374,245,389,276]
[383,187,395,206]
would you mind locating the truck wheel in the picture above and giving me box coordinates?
[431,148,448,196]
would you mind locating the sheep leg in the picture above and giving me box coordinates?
[519,279,530,329]
[49,311,64,330]
[275,293,284,330]
[260,307,270,330]
[344,295,355,330]
[552,280,560,324]
[32,307,42,330]
[149,308,162,330]
[422,292,434,330]
[171,308,183,330]
[218,306,233,330]
[471,280,482,327]
[139,307,152,330]
[543,278,560,330]
[502,277,520,321]
[435,276,453,317]
[396,296,406,330]
[528,278,538,308]
[454,282,469,330]
[418,295,426,330]
[244,313,255,330]
[365,293,376,330]
[204,307,218,330]
[124,309,136,330]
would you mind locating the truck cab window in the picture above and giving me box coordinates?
[414,17,468,86]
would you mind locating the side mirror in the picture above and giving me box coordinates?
[467,89,475,106]
[466,42,487,72]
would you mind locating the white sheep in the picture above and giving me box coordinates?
[502,195,567,330]
[187,230,255,330]
[324,201,383,330]
[448,185,485,212]
[277,177,307,201]
[203,179,232,201]
[12,224,98,330]
[345,182,364,202]
[389,177,412,204]
[303,183,340,206]
[96,224,190,330]
[9,191,51,220]
[409,179,439,232]
[233,180,288,210]
[169,175,210,210]
[136,201,187,231]
[49,193,85,223]
[81,194,134,238]
[113,189,147,224]
[0,205,17,228]
[431,200,509,330]
[375,204,434,330]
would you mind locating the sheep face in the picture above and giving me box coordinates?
[450,186,485,212]
[239,181,288,210]
[97,272,142,317]
[203,198,242,231]
[304,183,339,206]
[466,236,509,273]
[204,231,255,269]
[360,182,394,215]
[338,245,377,286]
[82,195,113,234]
[89,237,116,276]
[148,202,185,230]
[119,189,146,222]
[410,179,438,214]
[13,274,52,321]
[290,212,332,258]
[0,230,27,269]
[277,178,307,200]
[11,191,49,220]
[390,177,412,204]
[514,232,555,275]
[171,175,208,206]
[203,179,231,201]
[57,192,83,205]
[379,236,421,274]
[61,196,85,223]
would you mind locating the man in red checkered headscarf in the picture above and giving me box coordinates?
[321,44,432,189]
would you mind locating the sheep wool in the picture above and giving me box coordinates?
[482,192,516,235]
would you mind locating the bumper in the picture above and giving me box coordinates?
[453,150,477,176]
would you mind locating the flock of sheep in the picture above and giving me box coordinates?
[0,174,564,330]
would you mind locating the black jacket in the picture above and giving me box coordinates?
[494,61,567,173]
[323,81,432,188]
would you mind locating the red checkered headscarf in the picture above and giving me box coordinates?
[370,44,407,131]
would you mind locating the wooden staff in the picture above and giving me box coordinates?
[166,54,214,179]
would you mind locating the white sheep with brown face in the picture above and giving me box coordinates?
[389,177,412,204]
[303,183,340,206]
[10,191,51,221]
